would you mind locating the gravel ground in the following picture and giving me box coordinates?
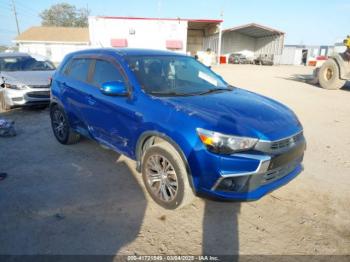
[0,64,349,257]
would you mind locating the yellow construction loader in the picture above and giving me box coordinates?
[313,36,350,90]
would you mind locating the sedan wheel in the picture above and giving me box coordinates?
[141,141,194,209]
[145,154,178,202]
[52,109,68,141]
[50,105,80,145]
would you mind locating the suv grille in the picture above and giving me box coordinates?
[270,132,304,150]
[27,91,50,98]
[262,157,301,184]
[28,85,50,89]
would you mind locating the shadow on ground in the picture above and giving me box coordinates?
[279,74,350,92]
[0,108,147,255]
[0,108,241,257]
[203,200,240,259]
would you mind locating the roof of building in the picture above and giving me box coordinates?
[93,16,223,23]
[223,23,284,37]
[14,26,89,43]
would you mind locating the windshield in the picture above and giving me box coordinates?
[0,56,55,72]
[125,55,230,96]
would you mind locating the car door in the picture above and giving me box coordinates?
[58,57,93,132]
[81,57,142,156]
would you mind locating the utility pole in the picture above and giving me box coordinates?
[217,10,223,64]
[11,0,20,36]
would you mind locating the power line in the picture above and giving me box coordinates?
[15,0,41,16]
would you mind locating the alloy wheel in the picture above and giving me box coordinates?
[145,154,178,202]
[52,109,67,140]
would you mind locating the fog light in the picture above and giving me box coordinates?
[12,97,23,101]
[217,178,236,191]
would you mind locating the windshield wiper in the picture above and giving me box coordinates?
[148,86,234,97]
[198,87,232,95]
[148,91,195,97]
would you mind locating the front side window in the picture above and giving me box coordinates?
[0,56,55,72]
[125,55,230,96]
[91,59,124,87]
[66,58,91,82]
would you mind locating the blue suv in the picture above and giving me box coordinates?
[50,48,306,209]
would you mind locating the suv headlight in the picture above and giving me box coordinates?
[196,128,258,154]
[4,83,27,90]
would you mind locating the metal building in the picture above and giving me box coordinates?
[88,16,222,56]
[216,23,285,64]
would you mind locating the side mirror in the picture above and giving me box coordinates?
[100,81,128,96]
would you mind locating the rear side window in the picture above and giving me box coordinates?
[65,58,91,82]
[92,59,124,87]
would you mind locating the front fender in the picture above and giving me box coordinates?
[134,127,199,191]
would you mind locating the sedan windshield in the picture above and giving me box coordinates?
[125,55,231,96]
[0,56,55,72]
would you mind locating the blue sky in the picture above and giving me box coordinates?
[0,0,348,46]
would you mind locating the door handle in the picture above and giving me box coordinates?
[87,95,96,105]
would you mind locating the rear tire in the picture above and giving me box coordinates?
[50,105,80,145]
[141,142,194,209]
[319,59,346,90]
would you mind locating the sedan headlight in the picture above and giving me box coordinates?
[196,128,258,154]
[4,83,27,90]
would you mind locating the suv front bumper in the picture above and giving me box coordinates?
[200,162,303,201]
[192,131,306,201]
[4,87,50,107]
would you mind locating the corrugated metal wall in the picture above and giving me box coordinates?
[255,35,284,55]
[203,34,219,54]
[217,31,284,64]
[221,32,255,54]
[255,34,284,64]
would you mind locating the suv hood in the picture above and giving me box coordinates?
[164,88,302,141]
[0,71,54,87]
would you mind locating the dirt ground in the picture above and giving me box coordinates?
[0,65,349,257]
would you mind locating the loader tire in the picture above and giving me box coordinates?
[318,59,346,90]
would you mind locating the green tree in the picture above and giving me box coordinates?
[39,3,90,27]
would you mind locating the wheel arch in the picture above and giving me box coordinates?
[135,131,195,191]
[49,97,64,111]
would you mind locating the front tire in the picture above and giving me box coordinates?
[50,105,80,145]
[319,59,346,90]
[141,142,194,209]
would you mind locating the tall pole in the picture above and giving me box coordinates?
[217,10,223,64]
[11,0,20,36]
